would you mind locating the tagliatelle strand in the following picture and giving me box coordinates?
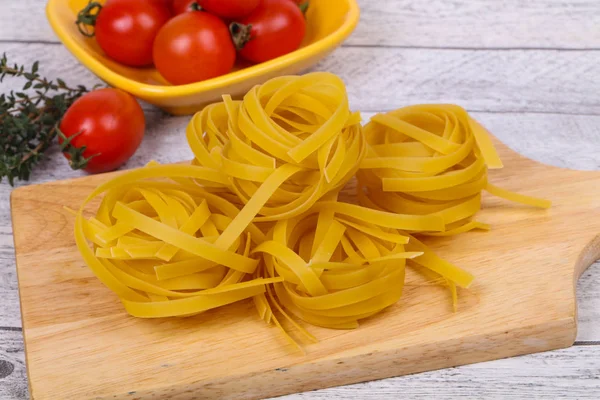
[253,205,411,330]
[250,199,474,344]
[187,72,366,222]
[357,104,551,233]
[74,163,284,318]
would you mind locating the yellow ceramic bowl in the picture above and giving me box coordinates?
[46,0,360,115]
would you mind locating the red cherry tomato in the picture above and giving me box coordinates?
[151,0,173,7]
[197,0,260,19]
[232,0,306,63]
[91,0,171,67]
[171,0,197,15]
[154,0,175,13]
[59,89,145,174]
[153,12,236,85]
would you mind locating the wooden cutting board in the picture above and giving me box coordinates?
[11,137,600,400]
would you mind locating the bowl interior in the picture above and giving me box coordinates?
[52,0,354,87]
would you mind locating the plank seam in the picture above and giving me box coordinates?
[3,39,600,52]
[574,341,600,346]
[359,109,600,117]
[343,44,600,51]
[0,327,22,332]
[1,325,598,342]
[0,39,61,45]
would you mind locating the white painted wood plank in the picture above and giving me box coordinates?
[325,47,600,115]
[578,265,600,343]
[1,0,599,49]
[1,43,599,115]
[279,346,600,399]
[0,250,21,328]
[0,329,29,400]
[0,2,54,43]
[351,0,600,49]
[0,43,106,102]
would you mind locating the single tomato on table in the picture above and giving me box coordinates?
[153,11,236,85]
[76,0,171,67]
[59,88,145,174]
[230,0,306,63]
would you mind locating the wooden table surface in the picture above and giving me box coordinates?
[1,0,599,398]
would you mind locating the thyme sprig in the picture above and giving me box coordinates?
[0,53,92,185]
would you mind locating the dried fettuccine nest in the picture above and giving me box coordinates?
[186,72,365,222]
[252,194,474,348]
[357,104,550,235]
[74,164,282,318]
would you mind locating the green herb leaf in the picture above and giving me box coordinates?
[0,53,94,185]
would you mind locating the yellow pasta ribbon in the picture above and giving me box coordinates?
[357,104,551,233]
[74,163,283,318]
[250,195,473,346]
[187,72,366,222]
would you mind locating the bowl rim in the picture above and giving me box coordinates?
[46,0,360,99]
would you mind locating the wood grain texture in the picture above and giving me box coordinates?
[283,345,600,399]
[351,0,600,49]
[2,0,600,49]
[324,48,600,115]
[10,137,600,399]
[2,43,599,115]
[2,331,600,400]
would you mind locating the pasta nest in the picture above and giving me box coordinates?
[357,105,549,235]
[74,165,281,318]
[186,72,365,221]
